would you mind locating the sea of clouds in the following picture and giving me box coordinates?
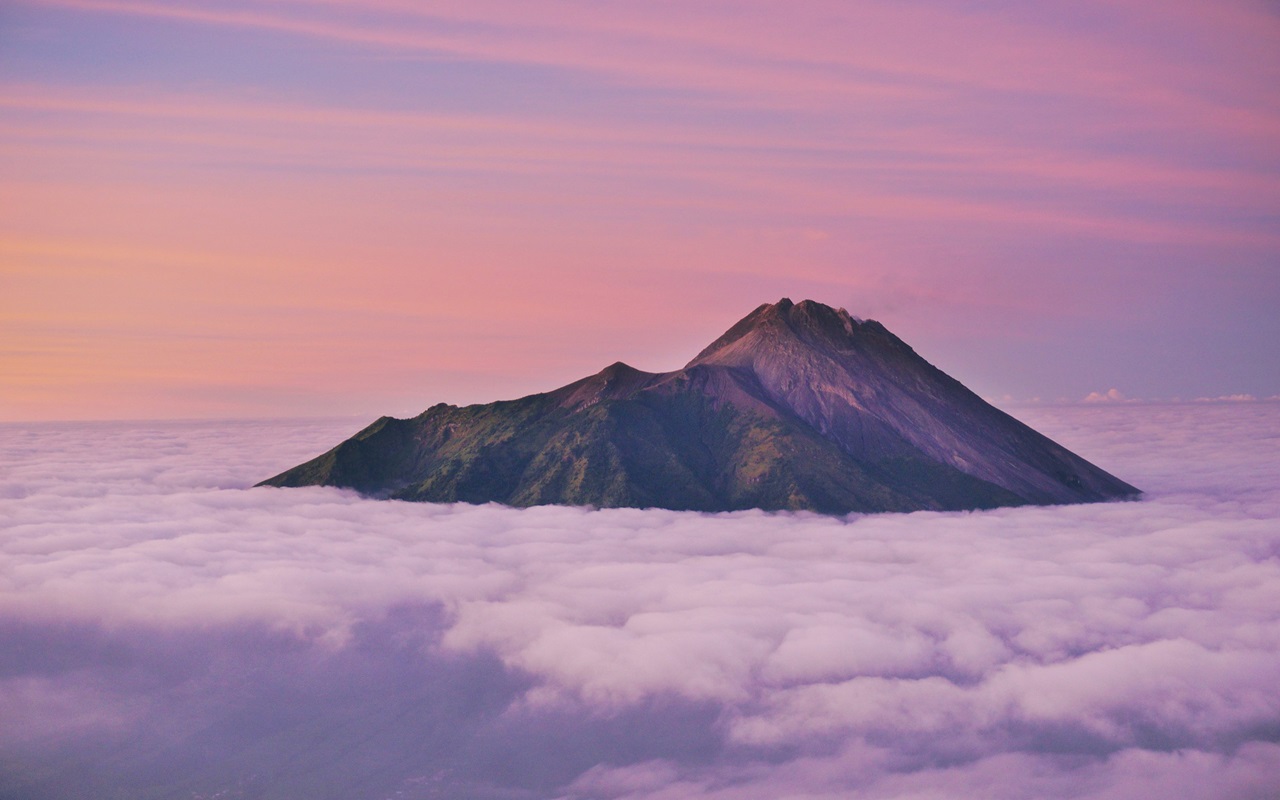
[1,403,1279,799]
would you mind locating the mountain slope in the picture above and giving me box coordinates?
[261,299,1139,513]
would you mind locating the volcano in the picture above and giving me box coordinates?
[260,299,1139,514]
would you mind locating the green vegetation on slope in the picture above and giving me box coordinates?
[263,384,1021,513]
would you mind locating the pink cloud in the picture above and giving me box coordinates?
[2,402,1279,795]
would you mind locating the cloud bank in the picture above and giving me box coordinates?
[1,404,1278,798]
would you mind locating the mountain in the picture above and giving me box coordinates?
[260,299,1139,514]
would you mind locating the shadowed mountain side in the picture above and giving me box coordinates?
[686,300,1136,505]
[261,300,1139,513]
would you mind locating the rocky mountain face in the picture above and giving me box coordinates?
[260,299,1139,514]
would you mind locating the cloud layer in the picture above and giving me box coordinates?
[1,404,1279,798]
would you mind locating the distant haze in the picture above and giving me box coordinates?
[2,1,1279,420]
[2,403,1279,797]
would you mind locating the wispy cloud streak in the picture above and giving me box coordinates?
[3,0,1278,415]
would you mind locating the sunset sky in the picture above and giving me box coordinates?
[2,0,1278,420]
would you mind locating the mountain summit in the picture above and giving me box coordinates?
[260,300,1139,514]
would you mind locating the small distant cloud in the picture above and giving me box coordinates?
[1195,394,1257,403]
[1084,388,1130,403]
[1078,392,1278,405]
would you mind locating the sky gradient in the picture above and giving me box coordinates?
[2,0,1278,420]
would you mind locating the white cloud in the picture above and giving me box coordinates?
[1084,388,1131,403]
[1195,394,1258,403]
[1,403,1278,798]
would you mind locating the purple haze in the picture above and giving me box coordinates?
[1,403,1278,798]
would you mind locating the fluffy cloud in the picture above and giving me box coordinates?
[1,403,1278,798]
[1083,388,1130,403]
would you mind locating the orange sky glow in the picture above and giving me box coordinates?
[2,0,1278,419]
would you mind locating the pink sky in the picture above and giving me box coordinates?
[2,0,1278,420]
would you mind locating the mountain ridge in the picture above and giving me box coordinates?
[260,299,1139,514]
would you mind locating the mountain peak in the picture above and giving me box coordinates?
[555,360,657,410]
[261,300,1139,514]
[686,298,869,369]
